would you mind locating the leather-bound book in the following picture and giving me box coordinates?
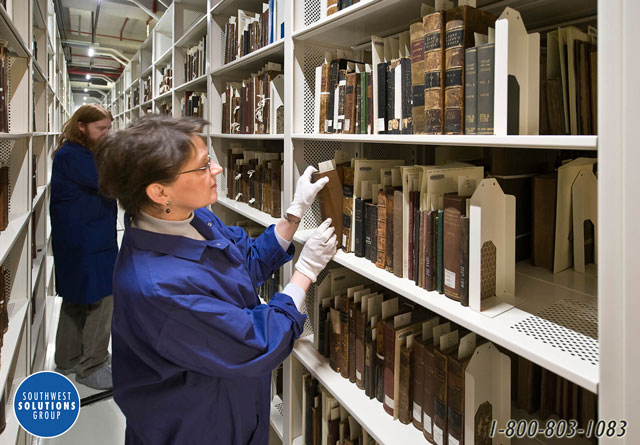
[393,190,404,277]
[337,69,348,133]
[338,294,350,379]
[360,71,368,134]
[348,298,357,383]
[419,211,427,288]
[355,303,367,390]
[413,192,421,284]
[364,202,376,262]
[422,340,436,442]
[0,164,8,231]
[344,72,358,134]
[384,189,395,273]
[464,46,478,134]
[443,194,467,301]
[354,195,370,257]
[412,336,425,431]
[408,191,416,281]
[424,12,445,134]
[370,203,378,264]
[386,59,400,134]
[447,334,476,445]
[410,19,427,134]
[398,340,413,424]
[375,318,385,403]
[329,305,342,373]
[425,210,436,291]
[436,209,444,294]
[444,6,496,134]
[460,216,470,306]
[376,189,387,269]
[327,0,338,15]
[303,373,316,445]
[320,61,332,133]
[377,62,389,134]
[312,160,344,248]
[355,70,361,135]
[531,173,557,271]
[367,72,374,133]
[270,160,282,218]
[382,319,396,416]
[317,300,330,357]
[401,58,413,134]
[364,321,376,399]
[342,167,354,252]
[477,43,495,135]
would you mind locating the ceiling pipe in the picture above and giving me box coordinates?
[69,69,119,80]
[128,0,160,21]
[120,18,129,41]
[92,0,102,44]
[64,29,145,44]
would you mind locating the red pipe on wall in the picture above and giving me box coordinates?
[120,18,129,41]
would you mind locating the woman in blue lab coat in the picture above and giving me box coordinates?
[95,114,336,444]
[50,104,116,390]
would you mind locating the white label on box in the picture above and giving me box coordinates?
[434,425,444,445]
[356,370,361,380]
[449,434,460,445]
[344,119,350,132]
[413,402,421,422]
[445,269,456,289]
[394,65,402,119]
[343,234,347,247]
[384,395,394,409]
[377,118,385,132]
[423,413,432,434]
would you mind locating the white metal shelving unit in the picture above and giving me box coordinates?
[0,0,71,442]
[108,0,640,444]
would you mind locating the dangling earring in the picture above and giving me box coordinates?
[165,201,171,214]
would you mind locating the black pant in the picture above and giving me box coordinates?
[55,295,113,377]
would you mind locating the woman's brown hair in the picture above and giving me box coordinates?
[52,104,113,158]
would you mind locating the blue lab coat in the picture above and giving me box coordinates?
[112,207,306,445]
[50,141,118,304]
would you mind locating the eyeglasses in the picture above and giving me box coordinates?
[177,156,212,175]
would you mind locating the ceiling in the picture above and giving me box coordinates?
[56,0,172,104]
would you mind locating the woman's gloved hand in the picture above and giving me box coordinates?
[295,218,337,282]
[285,166,329,219]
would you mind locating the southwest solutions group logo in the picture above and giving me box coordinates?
[13,371,80,438]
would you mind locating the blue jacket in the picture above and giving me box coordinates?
[50,141,118,304]
[113,207,306,445]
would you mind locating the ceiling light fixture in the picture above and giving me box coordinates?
[86,74,91,80]
[88,47,95,57]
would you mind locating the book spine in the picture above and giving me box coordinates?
[344,72,357,134]
[375,319,385,403]
[444,19,465,134]
[412,341,425,430]
[408,192,415,281]
[319,62,332,133]
[398,344,413,424]
[393,190,404,278]
[443,208,462,301]
[477,43,495,135]
[385,190,394,273]
[436,209,444,294]
[422,344,435,442]
[329,307,341,373]
[370,205,378,264]
[360,71,368,134]
[328,61,339,133]
[433,349,449,445]
[342,167,354,252]
[425,210,435,291]
[464,47,478,134]
[348,300,357,383]
[447,357,465,445]
[337,69,347,133]
[387,60,399,134]
[424,12,445,134]
[354,198,366,257]
[460,216,470,307]
[413,194,420,285]
[355,308,366,390]
[376,190,387,269]
[382,321,395,416]
[410,20,427,134]
[364,202,374,261]
[339,297,350,379]
[401,58,413,134]
[376,62,388,134]
[365,323,376,399]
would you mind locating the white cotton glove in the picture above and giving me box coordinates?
[295,218,338,282]
[285,166,329,219]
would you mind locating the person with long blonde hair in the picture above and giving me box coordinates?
[50,104,116,390]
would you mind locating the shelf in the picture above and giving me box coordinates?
[0,212,30,266]
[3,378,22,444]
[155,89,173,102]
[141,65,153,78]
[30,296,45,364]
[32,185,47,209]
[215,196,280,227]
[154,47,173,67]
[211,133,284,140]
[212,40,284,80]
[45,255,53,287]
[175,14,207,48]
[0,299,29,390]
[291,134,598,150]
[32,250,46,294]
[270,395,284,441]
[175,74,208,92]
[293,230,598,393]
[291,0,420,48]
[0,133,30,140]
[33,0,47,30]
[31,132,48,137]
[33,60,46,83]
[0,4,31,58]
[293,336,426,444]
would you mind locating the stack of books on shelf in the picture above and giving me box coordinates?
[311,267,597,444]
[225,145,282,218]
[313,5,597,137]
[184,36,206,82]
[312,147,596,310]
[143,76,152,102]
[0,42,8,133]
[302,370,379,445]
[221,62,284,135]
[132,86,140,108]
[180,91,205,118]
[224,2,284,64]
[158,64,173,95]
